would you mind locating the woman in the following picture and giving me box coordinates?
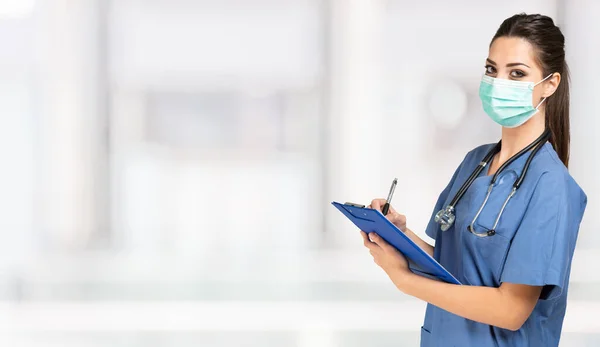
[362,13,587,347]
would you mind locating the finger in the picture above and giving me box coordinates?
[369,250,382,265]
[370,199,387,211]
[386,205,399,215]
[387,212,407,226]
[361,231,374,248]
[368,233,394,253]
[360,230,368,242]
[361,231,380,250]
[369,245,382,255]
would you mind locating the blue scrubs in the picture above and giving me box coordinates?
[421,142,587,347]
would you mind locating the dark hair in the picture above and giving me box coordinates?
[492,13,570,167]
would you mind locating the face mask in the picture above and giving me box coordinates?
[479,74,553,128]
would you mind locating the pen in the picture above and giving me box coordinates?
[382,178,397,216]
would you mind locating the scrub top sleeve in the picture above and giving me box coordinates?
[424,158,465,240]
[500,172,575,300]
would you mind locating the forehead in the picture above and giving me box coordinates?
[489,36,539,67]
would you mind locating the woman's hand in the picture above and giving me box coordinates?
[369,199,407,232]
[360,231,411,286]
[368,198,434,257]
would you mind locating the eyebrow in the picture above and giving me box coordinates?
[506,62,530,68]
[486,58,530,68]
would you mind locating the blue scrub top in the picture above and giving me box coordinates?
[421,142,587,347]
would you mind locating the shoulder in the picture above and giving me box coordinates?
[448,143,497,179]
[467,143,496,159]
[460,143,497,166]
[529,143,587,215]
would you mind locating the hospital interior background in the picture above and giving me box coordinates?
[1,0,599,346]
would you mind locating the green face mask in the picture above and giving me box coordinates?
[479,74,553,128]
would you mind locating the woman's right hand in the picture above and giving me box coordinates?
[369,198,407,232]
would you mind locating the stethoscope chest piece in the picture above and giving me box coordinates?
[434,205,455,232]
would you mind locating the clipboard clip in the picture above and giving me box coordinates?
[344,202,366,208]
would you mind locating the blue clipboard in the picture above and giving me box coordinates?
[332,201,461,285]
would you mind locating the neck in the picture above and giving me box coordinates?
[498,113,546,163]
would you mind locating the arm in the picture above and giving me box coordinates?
[393,270,541,331]
[403,227,434,257]
[362,231,541,331]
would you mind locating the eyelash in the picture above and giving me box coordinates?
[484,65,527,78]
[511,70,526,78]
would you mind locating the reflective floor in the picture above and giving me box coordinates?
[0,250,598,347]
[5,332,600,347]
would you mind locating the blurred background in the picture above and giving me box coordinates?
[1,0,599,346]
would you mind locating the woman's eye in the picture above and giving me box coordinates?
[510,70,526,78]
[485,65,496,74]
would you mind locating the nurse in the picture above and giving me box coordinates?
[362,13,587,347]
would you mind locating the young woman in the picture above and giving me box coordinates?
[362,13,587,347]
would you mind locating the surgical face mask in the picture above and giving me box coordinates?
[479,74,553,128]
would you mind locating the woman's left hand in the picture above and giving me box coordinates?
[361,231,411,285]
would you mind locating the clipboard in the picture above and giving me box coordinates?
[332,201,462,285]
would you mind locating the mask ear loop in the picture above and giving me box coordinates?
[535,97,547,109]
[534,73,555,86]
[533,73,554,110]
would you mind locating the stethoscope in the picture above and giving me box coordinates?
[434,129,551,237]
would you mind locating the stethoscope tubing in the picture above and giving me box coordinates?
[438,129,551,235]
[467,131,550,236]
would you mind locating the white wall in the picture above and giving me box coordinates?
[107,0,326,255]
[564,0,600,249]
[1,1,599,346]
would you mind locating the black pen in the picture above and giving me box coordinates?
[382,178,397,216]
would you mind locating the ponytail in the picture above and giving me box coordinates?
[545,62,570,168]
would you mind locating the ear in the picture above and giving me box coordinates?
[542,72,561,98]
